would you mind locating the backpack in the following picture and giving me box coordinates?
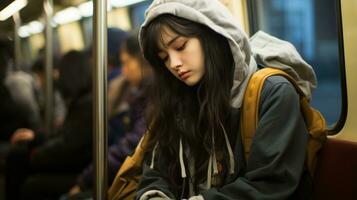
[241,67,328,175]
[107,67,328,200]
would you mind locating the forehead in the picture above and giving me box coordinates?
[157,26,179,50]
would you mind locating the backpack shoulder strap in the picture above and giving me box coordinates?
[107,132,150,200]
[241,67,305,161]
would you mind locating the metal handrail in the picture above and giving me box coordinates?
[93,0,108,199]
[44,0,54,136]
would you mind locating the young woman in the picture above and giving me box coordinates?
[136,0,313,199]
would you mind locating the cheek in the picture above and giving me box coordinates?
[196,48,205,70]
[166,66,178,77]
[129,61,143,81]
[185,47,204,70]
[122,66,129,77]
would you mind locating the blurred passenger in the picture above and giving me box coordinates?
[63,30,151,200]
[107,28,128,81]
[31,56,66,129]
[106,28,129,145]
[133,0,314,199]
[0,39,40,141]
[5,50,93,200]
[86,28,128,145]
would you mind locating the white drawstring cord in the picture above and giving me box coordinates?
[179,138,187,178]
[220,121,235,174]
[150,142,158,169]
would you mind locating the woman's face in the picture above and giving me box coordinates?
[157,26,205,86]
[120,50,142,86]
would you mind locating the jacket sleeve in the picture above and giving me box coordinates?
[201,77,309,200]
[136,161,176,200]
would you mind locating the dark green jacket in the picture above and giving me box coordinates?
[136,76,309,200]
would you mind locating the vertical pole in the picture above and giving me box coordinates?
[44,0,54,135]
[93,0,108,199]
[13,12,21,70]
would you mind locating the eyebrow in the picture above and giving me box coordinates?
[164,35,180,48]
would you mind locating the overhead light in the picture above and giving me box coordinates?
[53,7,82,25]
[110,0,147,8]
[78,0,113,17]
[0,0,28,21]
[18,25,30,38]
[78,1,93,17]
[51,21,58,28]
[18,20,44,38]
[28,21,44,34]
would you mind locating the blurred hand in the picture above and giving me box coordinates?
[11,128,35,144]
[68,185,81,196]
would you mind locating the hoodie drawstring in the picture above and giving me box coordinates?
[220,121,235,174]
[211,133,219,175]
[207,153,213,189]
[150,122,235,190]
[207,131,219,189]
[150,142,158,169]
[207,122,235,188]
[151,139,188,179]
[179,138,187,178]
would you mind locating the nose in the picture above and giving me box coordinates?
[168,53,182,70]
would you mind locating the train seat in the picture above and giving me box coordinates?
[313,138,357,199]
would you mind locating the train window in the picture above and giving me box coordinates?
[129,0,152,28]
[247,0,346,130]
[29,33,45,58]
[81,17,93,49]
[108,7,132,31]
[58,22,84,53]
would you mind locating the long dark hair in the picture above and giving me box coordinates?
[141,14,234,189]
[57,50,92,102]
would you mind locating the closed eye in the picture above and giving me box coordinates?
[176,41,187,51]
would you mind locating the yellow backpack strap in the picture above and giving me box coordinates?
[241,67,305,161]
[118,132,149,177]
[107,132,150,200]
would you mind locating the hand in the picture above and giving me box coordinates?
[188,195,204,200]
[11,128,35,144]
[68,185,81,196]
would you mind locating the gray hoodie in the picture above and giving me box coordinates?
[137,0,312,199]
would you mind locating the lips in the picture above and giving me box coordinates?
[179,71,191,80]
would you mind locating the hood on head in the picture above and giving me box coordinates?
[139,0,317,106]
[139,0,257,108]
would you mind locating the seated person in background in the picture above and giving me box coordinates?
[106,27,129,146]
[0,38,40,142]
[85,28,129,145]
[107,27,128,82]
[5,50,93,200]
[31,56,66,129]
[63,30,152,200]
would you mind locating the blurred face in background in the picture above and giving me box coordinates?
[120,50,143,86]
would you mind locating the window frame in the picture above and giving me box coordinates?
[246,0,347,134]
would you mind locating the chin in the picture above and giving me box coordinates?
[184,79,199,86]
